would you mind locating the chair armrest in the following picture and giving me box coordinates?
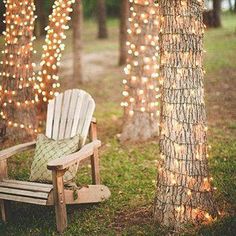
[0,141,36,161]
[47,140,101,171]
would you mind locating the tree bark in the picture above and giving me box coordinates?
[72,0,84,83]
[37,0,74,118]
[120,0,160,142]
[213,0,221,27]
[35,0,47,36]
[119,0,129,66]
[97,0,108,39]
[154,0,217,230]
[0,0,38,140]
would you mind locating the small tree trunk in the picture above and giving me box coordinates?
[97,0,108,39]
[234,0,236,12]
[72,0,83,83]
[154,0,217,230]
[35,0,47,36]
[120,0,160,142]
[119,0,129,66]
[213,0,222,27]
[0,0,38,140]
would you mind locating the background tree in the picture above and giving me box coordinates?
[120,0,160,142]
[72,0,84,83]
[35,0,48,37]
[213,0,222,27]
[154,0,217,229]
[119,0,129,66]
[97,0,108,39]
[0,0,38,140]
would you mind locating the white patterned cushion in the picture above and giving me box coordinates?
[30,134,81,183]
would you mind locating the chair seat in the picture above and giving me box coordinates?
[0,179,53,205]
[0,179,111,206]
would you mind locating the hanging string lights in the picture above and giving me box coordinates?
[36,0,75,106]
[120,0,161,141]
[0,0,39,134]
[154,0,217,227]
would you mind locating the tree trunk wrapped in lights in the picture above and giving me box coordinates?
[154,0,217,229]
[120,0,160,142]
[0,0,38,139]
[37,0,75,115]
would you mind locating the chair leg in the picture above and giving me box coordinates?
[52,170,67,233]
[0,200,7,223]
[91,148,101,185]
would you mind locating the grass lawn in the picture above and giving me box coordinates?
[0,14,236,235]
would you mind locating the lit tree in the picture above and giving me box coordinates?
[0,0,38,139]
[37,0,75,115]
[154,0,217,229]
[120,0,160,142]
[72,0,83,83]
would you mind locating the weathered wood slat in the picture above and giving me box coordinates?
[0,187,49,199]
[52,93,63,140]
[0,182,52,193]
[46,99,55,138]
[70,90,85,138]
[3,179,52,188]
[58,90,72,140]
[64,90,79,139]
[0,193,47,205]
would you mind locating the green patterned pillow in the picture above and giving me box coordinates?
[30,134,81,183]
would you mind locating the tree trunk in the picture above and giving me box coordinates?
[35,0,47,36]
[228,0,233,11]
[97,0,108,39]
[0,0,38,140]
[154,0,217,230]
[120,0,160,142]
[37,0,74,119]
[234,0,236,12]
[213,0,221,27]
[72,0,84,83]
[119,0,129,66]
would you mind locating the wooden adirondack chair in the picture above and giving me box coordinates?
[0,89,111,233]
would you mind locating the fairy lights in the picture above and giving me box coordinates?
[154,0,217,228]
[36,0,75,108]
[120,0,161,141]
[0,0,39,135]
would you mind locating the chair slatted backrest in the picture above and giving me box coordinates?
[45,89,95,145]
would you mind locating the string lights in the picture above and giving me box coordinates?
[36,0,75,112]
[0,0,39,135]
[120,0,161,141]
[154,0,217,228]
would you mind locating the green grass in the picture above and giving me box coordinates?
[0,14,236,235]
